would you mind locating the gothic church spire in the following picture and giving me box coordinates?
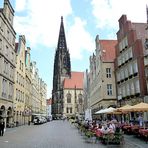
[57,16,67,50]
[52,16,71,118]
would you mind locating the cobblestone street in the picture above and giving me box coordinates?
[0,120,147,148]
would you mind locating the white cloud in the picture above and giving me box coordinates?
[91,0,148,30]
[67,17,94,59]
[15,0,27,12]
[14,0,73,48]
[14,0,94,60]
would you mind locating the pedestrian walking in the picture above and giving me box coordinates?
[0,119,5,136]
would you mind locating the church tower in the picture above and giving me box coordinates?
[52,17,71,118]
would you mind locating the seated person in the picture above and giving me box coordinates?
[101,124,110,134]
[108,122,116,133]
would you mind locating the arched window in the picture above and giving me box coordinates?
[67,93,71,103]
[78,94,83,104]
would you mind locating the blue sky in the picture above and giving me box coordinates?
[1,0,148,98]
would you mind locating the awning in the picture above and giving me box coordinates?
[95,107,116,114]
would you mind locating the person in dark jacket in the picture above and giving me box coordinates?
[0,119,5,136]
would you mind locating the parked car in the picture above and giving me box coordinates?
[33,116,43,125]
[41,117,47,123]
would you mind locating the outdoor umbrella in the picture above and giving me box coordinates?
[103,107,116,113]
[129,102,148,112]
[95,107,116,114]
[116,104,132,113]
[107,104,132,114]
[95,108,106,114]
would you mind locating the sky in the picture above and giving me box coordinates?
[1,0,148,98]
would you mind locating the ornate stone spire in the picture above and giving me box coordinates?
[57,16,67,50]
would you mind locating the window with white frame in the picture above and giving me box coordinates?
[106,68,111,78]
[11,51,14,63]
[20,75,22,86]
[5,45,8,56]
[125,51,129,62]
[129,63,133,76]
[128,47,133,59]
[118,56,121,66]
[125,68,128,78]
[8,82,13,99]
[4,60,8,75]
[133,61,138,74]
[135,80,140,93]
[124,36,128,47]
[118,87,121,96]
[120,69,122,80]
[16,72,18,83]
[2,79,7,98]
[10,65,14,79]
[119,42,122,52]
[130,82,135,95]
[123,85,126,97]
[116,72,120,82]
[7,30,10,40]
[122,54,125,64]
[120,69,124,80]
[18,90,20,101]
[126,83,130,96]
[20,61,21,70]
[107,84,112,95]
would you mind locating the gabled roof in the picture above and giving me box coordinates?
[64,71,84,89]
[100,40,117,62]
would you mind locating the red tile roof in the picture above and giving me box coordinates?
[64,71,84,89]
[99,40,117,62]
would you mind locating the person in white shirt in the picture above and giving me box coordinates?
[101,123,110,134]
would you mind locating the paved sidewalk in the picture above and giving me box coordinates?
[0,120,147,148]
